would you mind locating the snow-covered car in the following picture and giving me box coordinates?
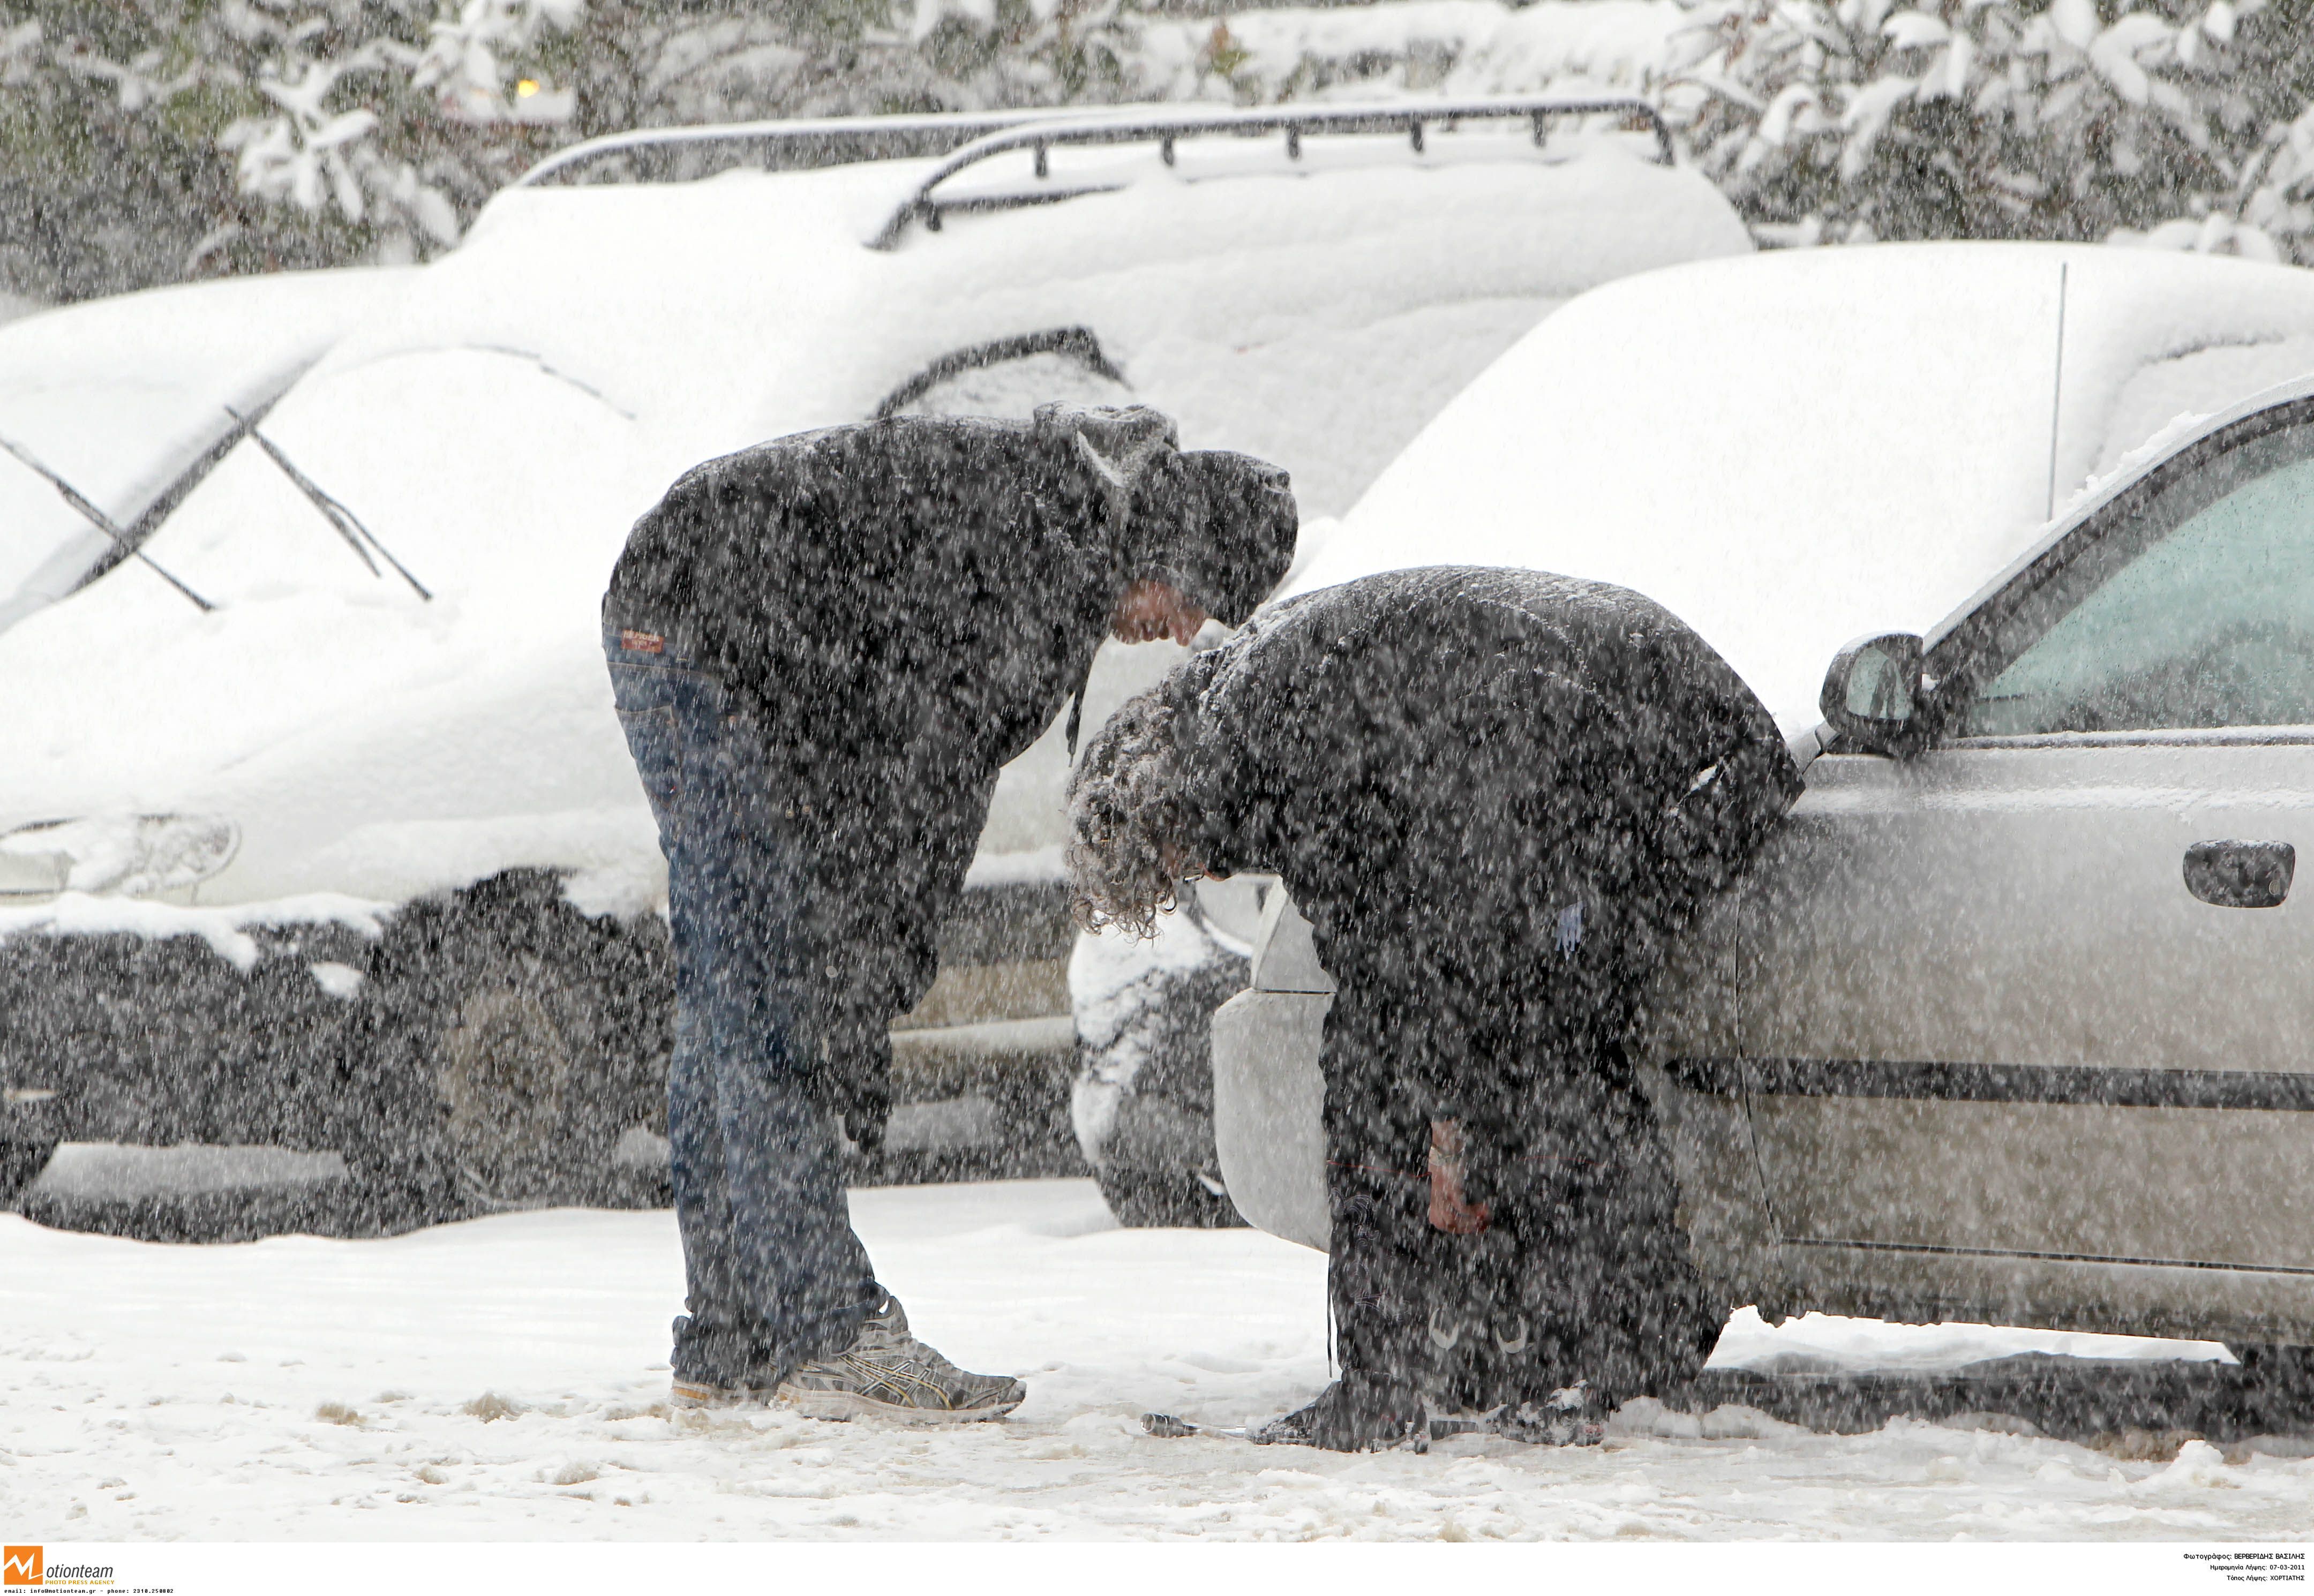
[0,267,412,635]
[0,100,1750,1216]
[1207,241,2314,1362]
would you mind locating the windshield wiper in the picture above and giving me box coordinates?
[61,375,321,600]
[0,431,216,612]
[228,407,433,601]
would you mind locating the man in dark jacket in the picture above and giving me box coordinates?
[604,403,1296,1419]
[1068,567,1800,1449]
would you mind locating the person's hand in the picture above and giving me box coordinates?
[1111,578,1206,645]
[844,1093,889,1153]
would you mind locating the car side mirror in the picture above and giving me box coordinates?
[1820,632,1927,757]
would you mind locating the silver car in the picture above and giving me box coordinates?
[1208,239,2314,1362]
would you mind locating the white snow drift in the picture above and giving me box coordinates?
[6,1178,2305,1542]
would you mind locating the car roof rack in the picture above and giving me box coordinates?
[510,108,1098,190]
[866,93,1674,251]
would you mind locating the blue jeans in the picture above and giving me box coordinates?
[605,626,884,1385]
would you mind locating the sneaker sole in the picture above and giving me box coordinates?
[772,1386,1021,1424]
[671,1381,769,1410]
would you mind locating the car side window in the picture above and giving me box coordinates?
[1963,421,2314,737]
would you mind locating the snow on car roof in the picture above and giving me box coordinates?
[1290,242,2314,732]
[0,132,1748,910]
[0,268,412,632]
[329,129,1743,517]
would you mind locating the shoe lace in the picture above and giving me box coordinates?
[847,1318,978,1387]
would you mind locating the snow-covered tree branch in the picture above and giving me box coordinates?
[6,0,2314,298]
[0,0,580,290]
[1665,0,2314,260]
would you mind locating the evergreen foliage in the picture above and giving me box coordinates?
[5,0,2314,300]
[1666,0,2314,259]
[0,0,1156,295]
[1,0,581,296]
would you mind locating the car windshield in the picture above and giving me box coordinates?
[0,374,206,618]
[1965,420,2314,736]
[0,270,408,635]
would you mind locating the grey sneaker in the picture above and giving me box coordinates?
[775,1297,1025,1424]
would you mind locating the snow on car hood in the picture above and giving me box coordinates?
[0,268,414,633]
[0,134,1748,912]
[1290,242,2314,732]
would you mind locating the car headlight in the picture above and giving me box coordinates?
[0,831,66,898]
[0,815,239,898]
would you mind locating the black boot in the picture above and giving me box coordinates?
[1493,1382,1609,1448]
[1250,1371,1428,1451]
[1496,1065,1727,1424]
[1255,1121,1437,1451]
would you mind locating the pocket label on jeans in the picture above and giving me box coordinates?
[620,629,666,654]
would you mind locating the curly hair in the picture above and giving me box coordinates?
[1066,687,1205,938]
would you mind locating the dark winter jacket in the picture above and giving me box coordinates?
[605,404,1295,1137]
[1166,566,1802,1120]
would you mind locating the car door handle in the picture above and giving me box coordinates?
[2184,840,2296,909]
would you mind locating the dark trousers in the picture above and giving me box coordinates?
[1319,973,1723,1412]
[606,628,883,1386]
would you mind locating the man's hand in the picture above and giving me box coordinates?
[844,1098,889,1154]
[1111,578,1207,646]
[818,1012,893,1154]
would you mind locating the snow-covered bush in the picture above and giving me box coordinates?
[1664,0,2314,260]
[1129,0,1681,104]
[572,0,1140,128]
[1,0,1161,293]
[11,0,2314,296]
[1117,0,2314,267]
[0,0,579,292]
[0,0,1707,298]
[220,0,583,245]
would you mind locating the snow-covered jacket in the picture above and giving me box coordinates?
[1164,566,1802,1117]
[604,404,1295,1138]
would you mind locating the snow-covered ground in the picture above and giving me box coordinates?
[5,1177,2310,1541]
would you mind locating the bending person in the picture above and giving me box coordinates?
[605,403,1296,1419]
[1068,566,1800,1450]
